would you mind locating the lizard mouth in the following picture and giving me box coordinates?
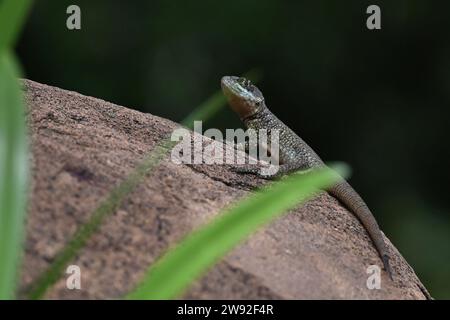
[221,76,262,100]
[221,76,265,118]
[221,76,264,106]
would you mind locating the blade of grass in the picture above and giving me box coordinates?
[0,0,35,300]
[0,0,33,52]
[181,91,226,129]
[27,139,177,299]
[0,51,29,299]
[181,69,262,129]
[127,164,348,299]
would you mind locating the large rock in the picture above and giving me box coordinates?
[19,79,430,299]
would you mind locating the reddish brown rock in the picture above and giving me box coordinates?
[20,79,430,299]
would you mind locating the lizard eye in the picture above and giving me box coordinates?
[237,77,252,89]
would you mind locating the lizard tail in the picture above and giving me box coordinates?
[328,180,393,280]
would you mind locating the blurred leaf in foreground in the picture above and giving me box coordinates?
[0,52,29,299]
[181,68,262,129]
[127,164,347,299]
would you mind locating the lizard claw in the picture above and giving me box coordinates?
[231,165,261,175]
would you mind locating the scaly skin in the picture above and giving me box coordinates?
[221,75,393,280]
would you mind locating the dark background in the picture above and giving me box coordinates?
[17,0,450,298]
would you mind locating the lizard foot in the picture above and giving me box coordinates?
[231,164,315,180]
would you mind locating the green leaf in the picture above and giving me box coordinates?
[127,164,347,299]
[0,51,29,299]
[181,69,262,129]
[181,91,226,129]
[0,0,33,52]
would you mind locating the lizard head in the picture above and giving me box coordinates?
[221,76,265,119]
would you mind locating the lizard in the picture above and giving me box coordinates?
[221,75,394,280]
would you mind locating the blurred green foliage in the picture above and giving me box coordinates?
[0,53,28,300]
[16,0,450,298]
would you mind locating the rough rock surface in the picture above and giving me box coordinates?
[19,79,430,299]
